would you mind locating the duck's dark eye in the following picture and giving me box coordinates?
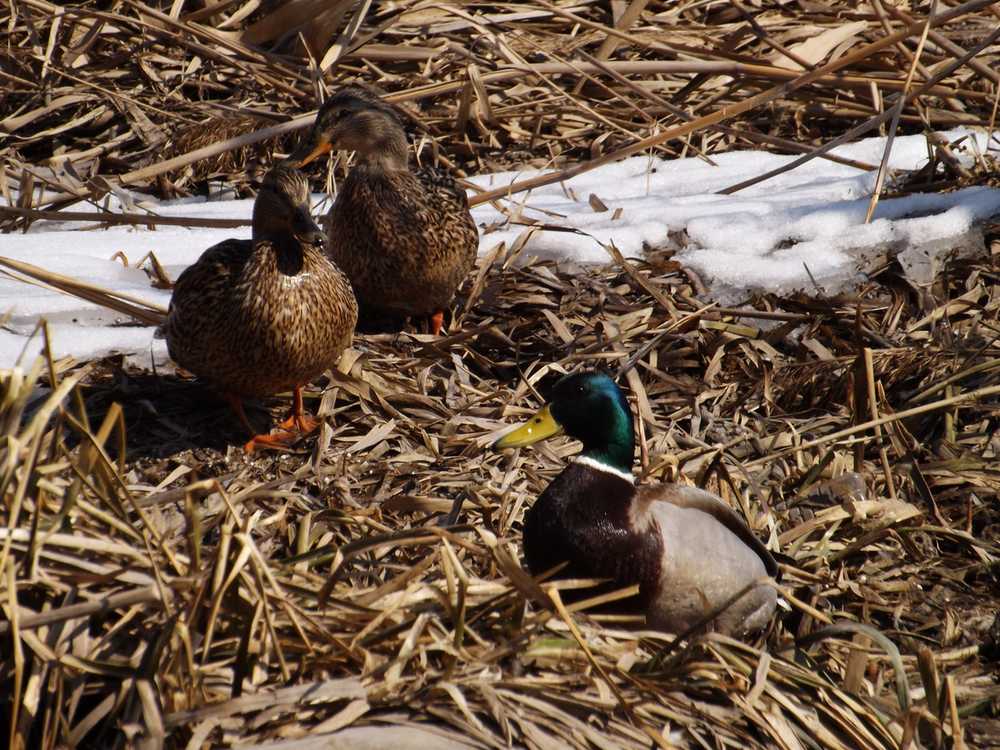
[335,106,358,123]
[323,108,347,126]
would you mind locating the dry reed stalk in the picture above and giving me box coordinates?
[3,0,998,221]
[863,0,938,225]
[3,1,1000,747]
[0,255,168,325]
[3,240,998,746]
[0,205,249,229]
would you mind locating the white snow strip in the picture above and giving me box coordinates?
[1,128,998,366]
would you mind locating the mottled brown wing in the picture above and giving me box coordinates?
[163,238,251,373]
[328,166,477,316]
[380,167,477,270]
[414,165,479,256]
[169,239,250,306]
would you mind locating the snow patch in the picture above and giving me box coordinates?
[2,129,999,366]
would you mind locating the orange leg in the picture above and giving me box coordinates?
[429,309,445,336]
[223,392,257,436]
[223,392,307,453]
[276,386,321,434]
[222,393,289,452]
[242,430,301,453]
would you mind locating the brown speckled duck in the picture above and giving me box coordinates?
[494,371,778,637]
[162,164,358,451]
[288,86,478,335]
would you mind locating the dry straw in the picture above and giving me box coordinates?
[2,1,1000,748]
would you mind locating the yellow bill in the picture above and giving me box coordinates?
[494,405,563,449]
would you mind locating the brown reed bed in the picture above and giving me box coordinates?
[2,1,1000,749]
[3,0,1000,225]
[2,234,1000,748]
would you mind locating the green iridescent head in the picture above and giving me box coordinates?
[494,371,635,473]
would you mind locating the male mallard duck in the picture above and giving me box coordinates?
[494,371,778,637]
[288,86,478,335]
[162,163,358,451]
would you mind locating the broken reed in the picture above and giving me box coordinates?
[2,0,999,230]
[3,241,1000,746]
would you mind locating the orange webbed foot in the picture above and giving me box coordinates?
[226,387,322,454]
[272,385,323,439]
[430,309,445,336]
[277,412,321,434]
[243,430,299,453]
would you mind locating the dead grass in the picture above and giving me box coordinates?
[3,235,1000,748]
[2,1,1000,749]
[3,0,1000,225]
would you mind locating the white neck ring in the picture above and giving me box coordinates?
[573,455,635,484]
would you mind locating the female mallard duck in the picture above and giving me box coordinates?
[162,163,358,451]
[494,371,778,637]
[288,86,478,335]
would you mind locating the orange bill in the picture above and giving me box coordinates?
[294,139,333,167]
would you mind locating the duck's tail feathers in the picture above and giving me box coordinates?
[0,255,168,328]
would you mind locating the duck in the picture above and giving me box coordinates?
[162,163,358,452]
[287,86,478,335]
[494,371,778,637]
